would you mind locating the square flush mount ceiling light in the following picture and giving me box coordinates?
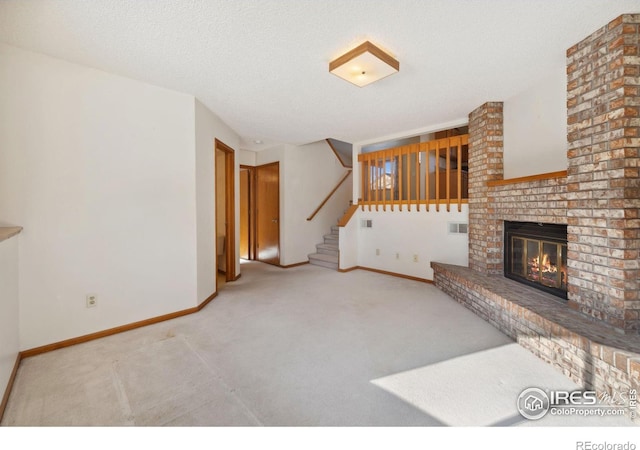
[329,41,399,87]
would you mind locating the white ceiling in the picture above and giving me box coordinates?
[0,1,637,151]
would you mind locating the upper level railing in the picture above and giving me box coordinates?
[358,135,469,212]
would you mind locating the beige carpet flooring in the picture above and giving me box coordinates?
[1,261,634,426]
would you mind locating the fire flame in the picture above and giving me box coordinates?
[529,254,557,274]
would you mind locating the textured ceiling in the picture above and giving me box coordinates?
[0,1,638,151]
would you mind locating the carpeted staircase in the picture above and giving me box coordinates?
[308,225,339,270]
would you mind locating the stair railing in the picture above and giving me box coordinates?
[306,170,352,221]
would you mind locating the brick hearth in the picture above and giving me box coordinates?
[432,262,640,405]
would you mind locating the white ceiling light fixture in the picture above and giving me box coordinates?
[329,41,399,88]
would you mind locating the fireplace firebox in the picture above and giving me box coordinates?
[504,221,568,300]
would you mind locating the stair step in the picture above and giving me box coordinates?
[316,243,339,256]
[324,234,338,244]
[330,225,339,234]
[308,252,339,270]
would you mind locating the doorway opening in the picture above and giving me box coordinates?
[240,165,256,261]
[215,139,236,290]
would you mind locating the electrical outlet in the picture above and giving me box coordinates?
[413,254,419,263]
[376,248,380,256]
[86,294,97,308]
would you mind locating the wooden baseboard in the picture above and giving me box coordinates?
[343,266,434,284]
[198,291,218,311]
[0,353,22,424]
[21,291,218,359]
[279,261,309,269]
[338,266,359,273]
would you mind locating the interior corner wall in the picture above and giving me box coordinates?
[194,100,241,302]
[238,149,257,166]
[0,44,199,350]
[339,209,359,270]
[503,68,567,178]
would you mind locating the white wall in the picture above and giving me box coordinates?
[357,205,469,280]
[194,100,241,303]
[238,149,256,166]
[0,44,199,349]
[0,235,20,399]
[503,68,567,178]
[339,210,359,270]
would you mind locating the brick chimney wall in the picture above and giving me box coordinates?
[468,102,504,274]
[566,14,640,333]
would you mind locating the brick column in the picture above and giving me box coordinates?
[566,14,640,333]
[468,102,504,274]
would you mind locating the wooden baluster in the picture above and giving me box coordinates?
[457,138,462,212]
[415,144,420,212]
[365,156,371,208]
[381,152,387,211]
[391,149,396,211]
[360,156,366,211]
[373,155,380,211]
[364,155,370,211]
[403,147,413,211]
[397,147,403,211]
[426,142,433,212]
[435,140,440,212]
[446,137,451,212]
[387,150,393,211]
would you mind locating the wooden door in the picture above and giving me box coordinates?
[256,162,280,265]
[215,139,236,282]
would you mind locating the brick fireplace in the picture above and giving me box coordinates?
[432,13,640,419]
[467,13,640,335]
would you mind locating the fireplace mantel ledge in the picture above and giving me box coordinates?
[486,170,567,188]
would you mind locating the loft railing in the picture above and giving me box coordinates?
[357,135,469,212]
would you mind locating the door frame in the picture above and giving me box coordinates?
[240,165,256,260]
[215,139,236,283]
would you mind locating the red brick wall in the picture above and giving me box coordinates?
[566,14,640,333]
[489,177,568,226]
[468,102,504,274]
